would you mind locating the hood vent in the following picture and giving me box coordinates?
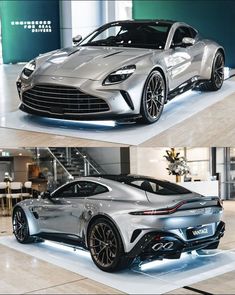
[103,51,123,58]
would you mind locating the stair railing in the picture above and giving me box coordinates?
[74,148,101,176]
[47,148,74,180]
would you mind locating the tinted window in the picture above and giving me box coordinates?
[53,181,108,198]
[189,27,197,38]
[172,26,193,46]
[128,178,191,195]
[98,175,191,196]
[80,22,172,49]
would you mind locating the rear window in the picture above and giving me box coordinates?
[128,179,191,195]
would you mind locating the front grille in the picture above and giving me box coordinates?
[22,84,110,114]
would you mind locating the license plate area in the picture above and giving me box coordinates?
[186,224,213,240]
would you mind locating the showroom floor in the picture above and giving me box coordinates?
[1,201,235,294]
[1,64,235,147]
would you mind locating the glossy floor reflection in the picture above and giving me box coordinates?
[0,236,235,294]
[1,80,235,145]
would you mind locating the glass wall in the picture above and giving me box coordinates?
[185,148,211,181]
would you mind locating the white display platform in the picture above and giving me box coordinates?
[0,81,235,145]
[0,236,235,294]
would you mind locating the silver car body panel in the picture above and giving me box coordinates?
[16,176,223,253]
[17,20,224,120]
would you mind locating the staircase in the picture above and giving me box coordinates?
[48,147,105,179]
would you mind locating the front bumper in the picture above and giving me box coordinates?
[17,74,145,121]
[126,221,225,260]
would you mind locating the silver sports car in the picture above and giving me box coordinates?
[13,175,225,272]
[16,20,225,124]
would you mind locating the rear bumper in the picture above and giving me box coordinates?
[127,221,225,260]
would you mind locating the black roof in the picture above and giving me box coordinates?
[101,19,177,29]
[114,19,176,24]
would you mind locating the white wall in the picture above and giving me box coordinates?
[71,0,103,38]
[130,147,176,182]
[71,0,132,39]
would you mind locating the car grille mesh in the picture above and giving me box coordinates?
[22,84,110,114]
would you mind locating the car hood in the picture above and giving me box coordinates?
[35,46,155,80]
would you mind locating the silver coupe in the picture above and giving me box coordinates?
[17,20,225,124]
[13,175,225,272]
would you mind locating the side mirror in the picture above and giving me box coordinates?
[41,191,51,199]
[182,37,195,46]
[72,35,82,44]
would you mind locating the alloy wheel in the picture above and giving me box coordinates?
[145,72,165,119]
[89,222,118,268]
[214,53,224,88]
[13,209,29,242]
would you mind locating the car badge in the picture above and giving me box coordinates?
[200,202,206,205]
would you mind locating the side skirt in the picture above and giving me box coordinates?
[34,232,88,250]
[167,77,206,101]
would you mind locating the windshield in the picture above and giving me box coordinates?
[79,22,171,49]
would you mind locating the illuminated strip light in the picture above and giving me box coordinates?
[139,253,189,271]
[44,240,90,258]
[129,200,186,216]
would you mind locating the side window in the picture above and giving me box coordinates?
[54,181,109,198]
[77,181,108,197]
[55,183,78,199]
[189,27,197,39]
[172,26,192,46]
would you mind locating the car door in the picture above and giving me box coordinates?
[36,181,86,236]
[165,26,204,91]
[36,180,109,237]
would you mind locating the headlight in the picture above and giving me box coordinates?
[22,59,36,79]
[103,65,136,85]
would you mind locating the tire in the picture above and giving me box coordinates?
[12,207,34,244]
[139,70,166,124]
[199,51,224,91]
[88,218,133,272]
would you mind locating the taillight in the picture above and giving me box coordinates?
[129,201,186,215]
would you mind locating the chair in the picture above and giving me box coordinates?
[6,182,22,214]
[22,181,33,199]
[0,182,7,215]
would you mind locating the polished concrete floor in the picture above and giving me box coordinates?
[0,201,235,294]
[1,64,235,147]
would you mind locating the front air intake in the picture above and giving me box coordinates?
[22,84,110,115]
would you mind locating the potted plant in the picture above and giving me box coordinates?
[164,148,190,182]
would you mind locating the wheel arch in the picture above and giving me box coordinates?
[85,213,127,251]
[12,204,40,236]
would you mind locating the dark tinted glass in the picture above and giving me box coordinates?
[100,175,191,195]
[53,181,108,198]
[80,22,172,49]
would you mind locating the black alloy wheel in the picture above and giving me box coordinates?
[88,218,132,272]
[199,51,224,91]
[140,70,166,124]
[13,207,34,243]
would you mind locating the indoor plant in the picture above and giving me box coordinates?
[164,148,190,182]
